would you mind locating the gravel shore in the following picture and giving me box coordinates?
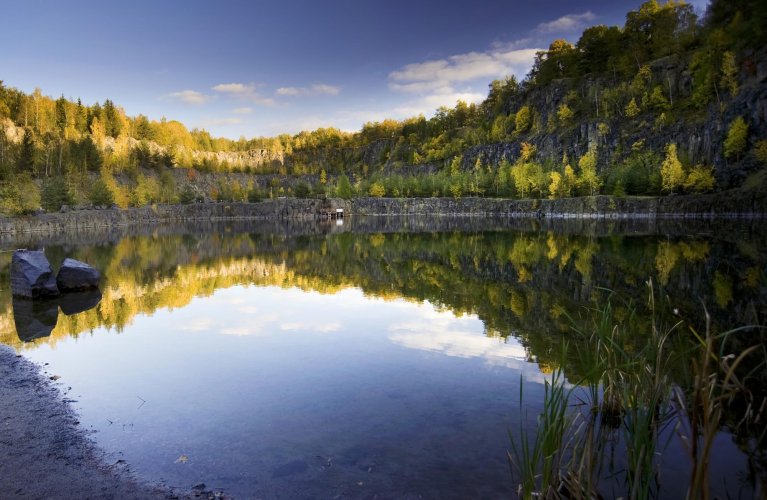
[0,344,202,499]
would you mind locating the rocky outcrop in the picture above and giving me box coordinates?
[10,250,59,298]
[56,258,101,292]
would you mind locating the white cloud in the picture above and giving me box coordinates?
[212,83,254,94]
[168,90,209,105]
[536,11,596,34]
[389,48,539,93]
[232,107,253,114]
[212,82,275,106]
[275,83,341,97]
[199,117,242,127]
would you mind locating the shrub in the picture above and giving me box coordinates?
[293,182,311,198]
[684,165,716,193]
[368,182,385,197]
[90,178,115,206]
[41,176,74,211]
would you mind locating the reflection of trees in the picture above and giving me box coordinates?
[0,228,764,376]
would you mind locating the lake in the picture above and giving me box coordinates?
[1,216,765,499]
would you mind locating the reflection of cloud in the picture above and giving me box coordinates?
[316,322,341,333]
[280,322,302,331]
[238,306,260,314]
[220,327,255,336]
[387,310,549,383]
[178,317,214,331]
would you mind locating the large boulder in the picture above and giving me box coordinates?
[56,258,101,292]
[10,250,59,299]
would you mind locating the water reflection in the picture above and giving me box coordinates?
[0,218,765,498]
[12,298,59,342]
[12,290,102,341]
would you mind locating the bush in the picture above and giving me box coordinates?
[684,165,716,193]
[368,182,385,197]
[89,178,115,206]
[41,177,74,212]
[293,182,311,198]
[179,185,198,204]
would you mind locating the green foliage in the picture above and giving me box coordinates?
[719,51,738,96]
[625,98,640,118]
[0,174,40,215]
[515,106,531,133]
[684,165,716,193]
[368,182,385,197]
[754,140,767,165]
[89,177,115,206]
[41,176,74,211]
[293,181,311,198]
[336,174,353,199]
[577,147,601,195]
[556,104,574,126]
[724,116,748,160]
[661,143,685,193]
[179,185,199,204]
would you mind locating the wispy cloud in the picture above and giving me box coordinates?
[167,90,210,105]
[275,83,341,97]
[212,82,275,106]
[383,44,540,121]
[388,47,540,96]
[232,107,253,114]
[199,117,242,127]
[536,11,596,34]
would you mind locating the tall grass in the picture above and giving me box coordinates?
[508,282,765,499]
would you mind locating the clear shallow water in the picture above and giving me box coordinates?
[1,219,765,498]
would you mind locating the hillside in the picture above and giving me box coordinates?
[0,0,766,214]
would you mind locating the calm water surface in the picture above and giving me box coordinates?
[1,217,765,498]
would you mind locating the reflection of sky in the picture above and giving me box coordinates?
[19,284,547,498]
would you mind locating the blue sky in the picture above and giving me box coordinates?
[1,0,707,139]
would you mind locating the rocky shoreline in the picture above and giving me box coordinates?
[0,191,765,239]
[0,344,227,499]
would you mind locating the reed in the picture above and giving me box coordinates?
[509,282,765,499]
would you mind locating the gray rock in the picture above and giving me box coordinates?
[10,250,60,298]
[56,258,101,292]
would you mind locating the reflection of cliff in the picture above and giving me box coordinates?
[1,226,765,371]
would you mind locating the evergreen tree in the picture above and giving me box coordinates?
[336,174,353,199]
[41,176,74,211]
[17,128,36,174]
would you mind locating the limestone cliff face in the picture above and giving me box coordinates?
[452,50,767,189]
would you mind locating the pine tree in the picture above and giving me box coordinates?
[17,128,36,174]
[336,174,353,199]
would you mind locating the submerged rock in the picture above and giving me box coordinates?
[56,258,101,292]
[10,250,59,299]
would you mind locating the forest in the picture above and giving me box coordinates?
[0,0,765,215]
